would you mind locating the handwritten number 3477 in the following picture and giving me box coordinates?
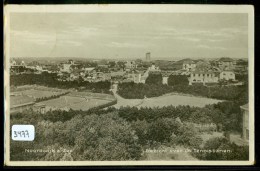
[13,130,30,138]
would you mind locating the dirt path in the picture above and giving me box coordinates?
[111,85,143,108]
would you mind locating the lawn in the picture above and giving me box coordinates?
[20,89,62,99]
[113,92,222,109]
[138,94,222,108]
[37,93,115,111]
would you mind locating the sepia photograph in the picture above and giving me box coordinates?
[4,5,254,166]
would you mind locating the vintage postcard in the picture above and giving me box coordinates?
[4,5,254,166]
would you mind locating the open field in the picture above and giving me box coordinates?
[36,92,116,111]
[11,85,67,99]
[18,89,62,99]
[138,94,222,108]
[112,91,222,109]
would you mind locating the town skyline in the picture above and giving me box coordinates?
[10,13,248,59]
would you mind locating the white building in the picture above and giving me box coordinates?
[125,61,137,69]
[84,67,95,73]
[217,57,236,70]
[162,76,169,85]
[219,70,235,81]
[21,61,26,66]
[148,64,160,72]
[68,59,75,65]
[62,63,72,73]
[189,71,219,85]
[127,73,142,83]
[146,52,151,61]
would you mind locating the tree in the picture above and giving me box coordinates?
[193,137,249,160]
[70,113,142,160]
[168,75,189,86]
[147,118,178,143]
[145,73,162,85]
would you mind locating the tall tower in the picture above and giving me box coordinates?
[146,52,151,61]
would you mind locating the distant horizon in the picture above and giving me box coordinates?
[10,13,248,59]
[10,56,248,60]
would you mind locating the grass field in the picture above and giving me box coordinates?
[112,92,222,109]
[20,89,63,99]
[11,85,67,99]
[138,94,222,108]
[36,93,115,111]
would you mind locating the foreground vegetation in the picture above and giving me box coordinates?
[10,101,248,161]
[10,72,249,161]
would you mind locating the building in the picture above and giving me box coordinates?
[10,59,27,74]
[162,76,169,85]
[240,103,249,141]
[138,64,161,84]
[10,95,35,114]
[219,70,235,81]
[84,67,95,73]
[61,63,72,73]
[20,61,26,66]
[127,72,142,83]
[189,71,219,85]
[125,61,137,70]
[148,64,160,72]
[68,59,75,65]
[183,61,196,71]
[217,57,236,70]
[146,52,151,61]
[60,60,79,73]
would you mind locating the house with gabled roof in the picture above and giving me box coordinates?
[217,57,236,70]
[220,70,236,81]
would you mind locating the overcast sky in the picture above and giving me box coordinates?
[10,13,248,59]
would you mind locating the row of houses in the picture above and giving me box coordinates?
[180,58,240,85]
[182,57,242,72]
[10,57,246,85]
[188,70,236,85]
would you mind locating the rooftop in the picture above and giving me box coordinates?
[191,69,217,74]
